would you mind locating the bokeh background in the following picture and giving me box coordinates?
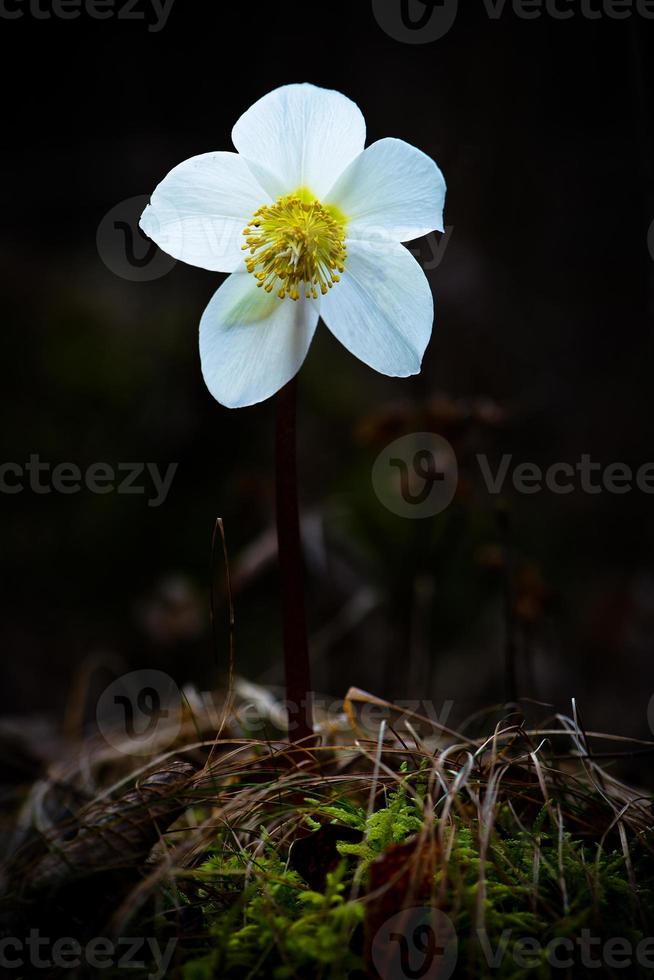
[1,1,654,774]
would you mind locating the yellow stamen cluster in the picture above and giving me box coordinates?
[242,193,347,301]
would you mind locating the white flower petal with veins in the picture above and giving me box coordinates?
[326,137,446,244]
[320,240,434,377]
[232,83,366,201]
[140,152,270,273]
[200,272,320,409]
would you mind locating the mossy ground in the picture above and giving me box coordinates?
[4,689,654,979]
[179,767,654,979]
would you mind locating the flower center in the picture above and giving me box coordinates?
[242,192,347,301]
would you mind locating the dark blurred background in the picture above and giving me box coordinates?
[1,1,654,763]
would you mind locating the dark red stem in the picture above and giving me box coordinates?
[275,377,313,741]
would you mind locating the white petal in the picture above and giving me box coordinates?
[200,273,320,408]
[232,84,366,201]
[140,152,269,273]
[320,240,434,377]
[327,138,446,243]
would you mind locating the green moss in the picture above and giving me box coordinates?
[181,776,654,979]
[183,853,363,979]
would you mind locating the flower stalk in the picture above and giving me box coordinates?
[275,377,313,741]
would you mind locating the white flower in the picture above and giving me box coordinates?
[140,83,446,409]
